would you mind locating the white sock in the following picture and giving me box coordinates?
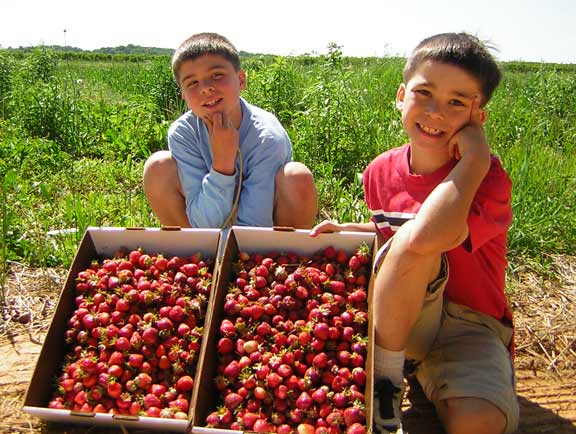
[374,344,405,386]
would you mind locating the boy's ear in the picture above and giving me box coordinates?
[238,69,247,90]
[395,84,406,111]
[480,109,487,124]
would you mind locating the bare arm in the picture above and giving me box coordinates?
[309,220,376,237]
[409,98,491,254]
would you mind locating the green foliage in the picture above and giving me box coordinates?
[291,45,377,181]
[136,57,185,119]
[0,51,15,117]
[0,48,575,270]
[244,56,304,127]
[21,47,59,82]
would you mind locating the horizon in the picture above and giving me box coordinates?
[4,43,576,66]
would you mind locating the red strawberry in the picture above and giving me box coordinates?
[223,392,243,410]
[181,263,198,277]
[336,249,348,265]
[123,352,141,368]
[175,375,194,392]
[346,424,366,434]
[344,406,366,425]
[297,423,316,434]
[106,382,122,399]
[348,255,361,271]
[143,393,161,409]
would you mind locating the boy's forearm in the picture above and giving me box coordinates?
[409,155,489,254]
[309,221,376,238]
[339,222,377,232]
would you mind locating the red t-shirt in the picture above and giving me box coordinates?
[363,144,513,326]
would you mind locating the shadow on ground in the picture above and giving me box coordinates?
[402,375,576,434]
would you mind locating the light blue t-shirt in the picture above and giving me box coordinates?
[168,98,292,228]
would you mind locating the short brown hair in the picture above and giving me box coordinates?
[403,33,501,105]
[172,33,241,83]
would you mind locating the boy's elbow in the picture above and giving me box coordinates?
[449,226,469,250]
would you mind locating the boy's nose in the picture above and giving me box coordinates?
[425,101,444,118]
[200,82,215,93]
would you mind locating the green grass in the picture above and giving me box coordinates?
[0,48,575,273]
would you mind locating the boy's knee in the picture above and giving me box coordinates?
[440,398,507,434]
[382,220,442,283]
[386,220,423,261]
[275,162,315,196]
[143,151,182,199]
[143,151,175,180]
[273,162,317,228]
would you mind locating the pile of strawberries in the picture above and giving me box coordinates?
[48,248,214,419]
[206,244,371,434]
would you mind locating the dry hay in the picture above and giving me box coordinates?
[0,261,65,347]
[509,254,576,375]
[0,255,575,433]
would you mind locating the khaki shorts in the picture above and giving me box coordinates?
[374,241,520,433]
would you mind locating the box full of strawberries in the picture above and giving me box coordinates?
[23,227,222,432]
[191,226,377,434]
[22,226,377,434]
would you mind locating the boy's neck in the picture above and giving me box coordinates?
[408,144,452,175]
[231,99,244,130]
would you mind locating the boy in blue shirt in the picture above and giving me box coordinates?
[144,33,317,228]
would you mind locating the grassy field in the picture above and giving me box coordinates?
[0,47,575,277]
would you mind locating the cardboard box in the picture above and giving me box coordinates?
[23,227,222,433]
[192,226,376,434]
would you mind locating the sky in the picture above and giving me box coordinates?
[1,0,575,64]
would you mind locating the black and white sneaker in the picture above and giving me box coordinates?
[373,378,404,434]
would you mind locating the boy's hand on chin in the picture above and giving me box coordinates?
[205,112,239,176]
[448,98,490,168]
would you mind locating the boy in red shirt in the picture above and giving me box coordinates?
[311,33,518,434]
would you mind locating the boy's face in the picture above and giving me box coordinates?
[178,54,246,127]
[396,60,486,157]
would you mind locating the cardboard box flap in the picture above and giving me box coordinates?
[230,226,375,255]
[23,406,188,430]
[87,226,221,257]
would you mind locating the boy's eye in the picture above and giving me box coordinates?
[213,73,224,80]
[185,80,198,88]
[450,99,465,106]
[415,89,431,96]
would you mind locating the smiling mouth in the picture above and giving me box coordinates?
[203,97,223,108]
[418,123,444,136]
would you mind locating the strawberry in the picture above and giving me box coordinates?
[223,392,243,410]
[346,423,366,434]
[336,249,348,265]
[143,393,162,409]
[106,382,122,399]
[348,255,361,271]
[298,423,316,434]
[180,263,198,277]
[343,406,366,426]
[323,246,337,260]
[175,375,194,392]
[127,353,144,369]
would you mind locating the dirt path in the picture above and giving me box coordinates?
[0,256,574,433]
